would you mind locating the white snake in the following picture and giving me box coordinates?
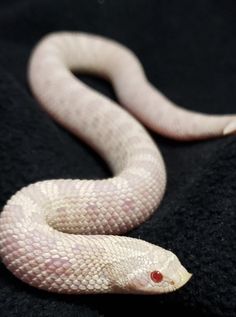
[0,32,235,295]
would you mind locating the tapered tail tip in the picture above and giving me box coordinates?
[223,121,236,136]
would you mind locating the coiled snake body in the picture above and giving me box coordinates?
[0,32,235,294]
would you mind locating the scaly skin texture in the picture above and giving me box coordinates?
[0,32,235,294]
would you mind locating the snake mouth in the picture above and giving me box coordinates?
[122,269,192,295]
[173,269,192,291]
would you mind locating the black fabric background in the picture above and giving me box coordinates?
[0,0,236,316]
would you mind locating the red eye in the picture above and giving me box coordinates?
[150,271,163,283]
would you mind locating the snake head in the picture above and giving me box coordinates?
[126,245,192,294]
[110,240,192,294]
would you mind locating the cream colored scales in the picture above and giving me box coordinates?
[1,32,235,294]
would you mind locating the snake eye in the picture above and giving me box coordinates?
[150,270,163,283]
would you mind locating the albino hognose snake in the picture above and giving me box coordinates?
[0,32,235,294]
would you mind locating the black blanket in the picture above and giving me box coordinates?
[0,1,235,316]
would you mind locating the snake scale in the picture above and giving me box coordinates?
[0,32,235,294]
